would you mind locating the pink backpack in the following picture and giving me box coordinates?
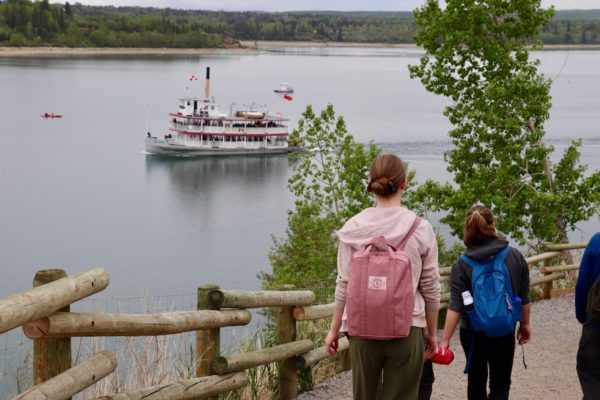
[346,217,421,340]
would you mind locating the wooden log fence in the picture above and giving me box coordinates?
[13,350,117,400]
[212,340,314,374]
[93,372,246,400]
[0,241,588,399]
[23,309,251,339]
[0,268,109,335]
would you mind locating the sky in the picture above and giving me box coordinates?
[75,1,600,12]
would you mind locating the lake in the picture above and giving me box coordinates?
[0,47,599,394]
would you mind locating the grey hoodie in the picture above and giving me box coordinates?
[335,206,441,331]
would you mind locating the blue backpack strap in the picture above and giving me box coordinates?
[459,254,477,269]
[494,246,514,296]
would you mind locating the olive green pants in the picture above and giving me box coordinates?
[349,327,425,400]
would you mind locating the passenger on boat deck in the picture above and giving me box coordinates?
[147,132,151,138]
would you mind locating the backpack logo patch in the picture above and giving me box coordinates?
[368,276,387,290]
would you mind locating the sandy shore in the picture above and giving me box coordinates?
[1,42,599,57]
[0,46,255,57]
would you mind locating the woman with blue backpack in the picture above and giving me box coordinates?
[440,204,531,400]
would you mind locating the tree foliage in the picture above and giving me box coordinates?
[261,105,379,290]
[1,2,600,47]
[409,0,600,247]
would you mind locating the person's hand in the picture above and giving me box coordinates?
[517,322,531,344]
[424,332,437,360]
[325,330,339,356]
[440,338,450,350]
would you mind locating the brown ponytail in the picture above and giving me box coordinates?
[367,154,406,198]
[463,204,499,248]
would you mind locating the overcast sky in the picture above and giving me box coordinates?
[75,1,600,12]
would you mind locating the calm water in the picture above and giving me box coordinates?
[1,48,599,301]
[1,46,600,396]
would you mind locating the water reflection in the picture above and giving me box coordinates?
[144,154,297,229]
[144,154,295,194]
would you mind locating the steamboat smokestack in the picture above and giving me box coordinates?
[204,67,210,99]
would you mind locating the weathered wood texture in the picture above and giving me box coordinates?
[278,284,297,400]
[531,272,567,287]
[212,340,314,374]
[295,336,350,369]
[293,303,334,321]
[0,268,109,334]
[93,372,246,400]
[23,309,251,339]
[196,283,220,400]
[526,251,563,265]
[543,242,587,251]
[32,269,72,387]
[209,289,315,309]
[13,350,117,400]
[540,264,580,274]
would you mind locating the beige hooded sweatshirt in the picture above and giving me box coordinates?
[335,206,441,332]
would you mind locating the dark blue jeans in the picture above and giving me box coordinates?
[460,328,515,400]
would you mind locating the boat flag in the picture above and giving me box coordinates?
[283,94,293,101]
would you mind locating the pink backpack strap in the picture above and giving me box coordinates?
[397,217,421,250]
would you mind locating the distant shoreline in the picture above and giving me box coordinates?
[2,41,600,57]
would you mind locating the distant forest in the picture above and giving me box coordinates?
[1,0,600,48]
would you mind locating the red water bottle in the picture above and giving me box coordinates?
[431,345,454,365]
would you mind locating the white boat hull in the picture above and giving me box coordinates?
[145,138,295,157]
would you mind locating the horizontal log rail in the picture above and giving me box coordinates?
[543,242,587,251]
[13,350,117,400]
[212,339,314,374]
[94,372,246,400]
[294,303,334,321]
[526,251,564,264]
[530,272,567,286]
[209,289,315,309]
[23,309,251,339]
[295,337,350,369]
[0,268,109,335]
[540,264,581,274]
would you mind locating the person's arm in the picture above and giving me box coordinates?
[417,223,440,358]
[325,307,343,355]
[517,303,531,344]
[575,234,599,323]
[326,241,351,356]
[440,309,461,350]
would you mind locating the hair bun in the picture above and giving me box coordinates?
[368,177,396,196]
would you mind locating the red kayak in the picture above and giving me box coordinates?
[42,113,62,118]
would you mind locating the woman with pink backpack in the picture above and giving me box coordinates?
[325,153,441,400]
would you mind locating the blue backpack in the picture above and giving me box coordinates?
[460,246,522,337]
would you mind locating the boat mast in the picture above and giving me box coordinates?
[204,67,210,100]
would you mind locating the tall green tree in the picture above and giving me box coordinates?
[409,0,600,248]
[261,104,379,290]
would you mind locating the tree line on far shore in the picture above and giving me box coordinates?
[1,1,600,48]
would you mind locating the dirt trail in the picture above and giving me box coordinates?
[298,293,583,400]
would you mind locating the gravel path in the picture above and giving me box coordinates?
[298,293,582,400]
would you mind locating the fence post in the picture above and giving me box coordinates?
[33,269,72,391]
[277,284,297,400]
[196,284,220,399]
[542,258,553,299]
